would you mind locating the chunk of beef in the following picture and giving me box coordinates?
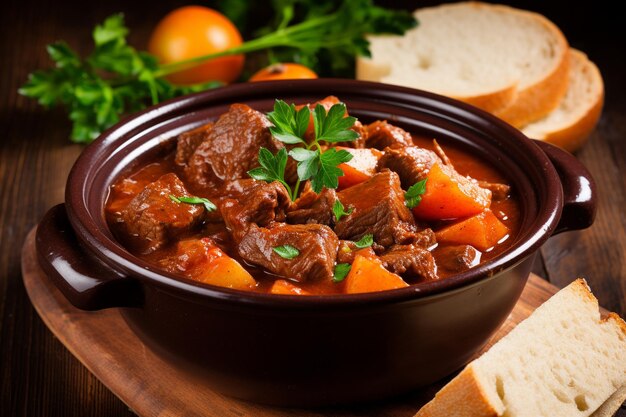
[175,122,213,167]
[335,170,418,247]
[365,120,413,150]
[220,180,291,241]
[379,244,438,281]
[238,223,339,282]
[115,173,205,253]
[436,245,481,274]
[478,181,511,201]
[185,104,282,188]
[287,188,337,226]
[377,146,439,189]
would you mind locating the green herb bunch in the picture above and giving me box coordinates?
[20,1,416,143]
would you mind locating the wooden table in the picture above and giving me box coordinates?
[1,0,624,415]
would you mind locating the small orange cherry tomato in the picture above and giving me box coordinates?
[148,6,244,85]
[249,63,318,82]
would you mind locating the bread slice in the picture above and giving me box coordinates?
[522,49,604,152]
[415,279,626,417]
[357,2,570,123]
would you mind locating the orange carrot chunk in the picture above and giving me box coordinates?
[270,279,310,295]
[435,210,509,251]
[412,162,491,221]
[344,255,409,294]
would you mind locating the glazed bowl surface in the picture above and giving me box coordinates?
[36,79,595,406]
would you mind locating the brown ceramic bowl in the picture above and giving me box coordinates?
[36,79,596,406]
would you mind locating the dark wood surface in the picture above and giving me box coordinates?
[1,0,624,416]
[20,229,592,417]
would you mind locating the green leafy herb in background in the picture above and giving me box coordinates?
[20,2,416,143]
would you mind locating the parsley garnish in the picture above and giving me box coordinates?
[333,200,353,222]
[333,263,351,283]
[405,179,428,209]
[354,234,374,249]
[169,195,216,212]
[249,99,357,200]
[273,245,300,259]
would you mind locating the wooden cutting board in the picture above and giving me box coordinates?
[21,228,561,417]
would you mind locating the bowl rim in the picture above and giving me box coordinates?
[65,78,563,308]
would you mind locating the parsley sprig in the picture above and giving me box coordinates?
[248,100,358,200]
[332,200,353,222]
[169,194,217,212]
[405,179,428,209]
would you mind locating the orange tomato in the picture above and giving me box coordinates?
[249,63,318,82]
[148,6,244,85]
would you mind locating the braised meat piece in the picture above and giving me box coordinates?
[478,181,511,201]
[379,244,438,281]
[175,122,213,167]
[114,173,205,253]
[221,180,291,241]
[377,146,439,189]
[185,104,282,188]
[335,170,418,247]
[436,245,481,274]
[365,120,414,150]
[287,187,337,226]
[238,223,339,282]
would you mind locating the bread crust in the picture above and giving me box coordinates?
[415,367,500,417]
[492,6,570,127]
[523,50,604,152]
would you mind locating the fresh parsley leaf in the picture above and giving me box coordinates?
[405,179,428,209]
[354,234,374,249]
[313,103,359,143]
[332,199,353,222]
[267,100,309,144]
[169,194,217,212]
[333,263,351,283]
[273,245,300,259]
[310,148,353,193]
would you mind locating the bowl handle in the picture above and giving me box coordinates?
[533,140,597,235]
[36,204,142,310]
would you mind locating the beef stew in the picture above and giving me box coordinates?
[105,97,520,295]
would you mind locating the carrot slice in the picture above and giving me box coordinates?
[412,162,491,220]
[435,210,509,251]
[270,279,310,295]
[344,255,409,294]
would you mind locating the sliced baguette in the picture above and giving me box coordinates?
[357,2,569,124]
[415,279,626,417]
[522,49,604,152]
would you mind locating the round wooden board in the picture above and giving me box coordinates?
[21,228,559,417]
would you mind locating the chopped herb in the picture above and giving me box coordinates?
[405,179,428,209]
[169,194,216,212]
[273,244,300,259]
[354,234,374,249]
[332,199,353,222]
[333,263,351,283]
[247,147,293,197]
